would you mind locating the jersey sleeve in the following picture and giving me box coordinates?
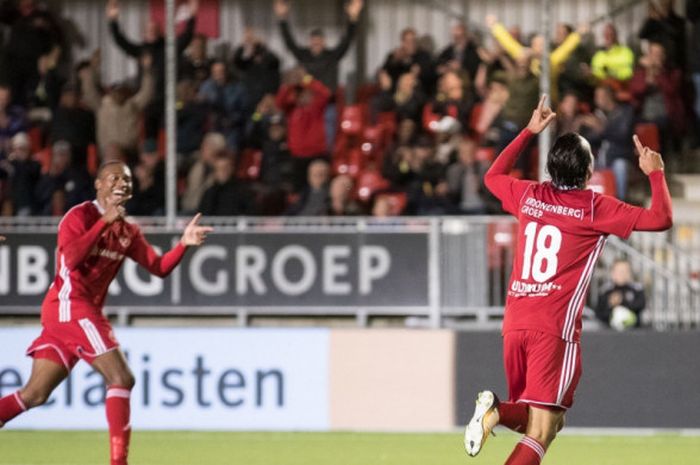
[591,194,644,239]
[126,227,187,278]
[58,207,108,270]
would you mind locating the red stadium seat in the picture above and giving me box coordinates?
[87,144,99,176]
[236,149,262,180]
[339,105,364,136]
[475,146,495,163]
[34,147,51,174]
[356,170,390,202]
[635,122,661,152]
[588,169,617,197]
[27,126,44,152]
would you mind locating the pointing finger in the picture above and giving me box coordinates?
[189,213,202,226]
[538,94,547,112]
[632,135,644,156]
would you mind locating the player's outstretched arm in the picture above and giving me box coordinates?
[631,135,673,231]
[129,214,214,278]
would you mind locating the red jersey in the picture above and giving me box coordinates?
[41,201,186,324]
[485,130,670,343]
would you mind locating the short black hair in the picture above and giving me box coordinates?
[546,133,592,190]
[97,160,127,178]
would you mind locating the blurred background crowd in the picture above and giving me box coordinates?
[0,0,698,218]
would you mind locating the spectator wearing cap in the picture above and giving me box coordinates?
[274,0,364,151]
[127,139,165,216]
[79,50,154,164]
[34,140,93,215]
[0,132,41,216]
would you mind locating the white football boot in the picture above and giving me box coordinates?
[464,390,499,457]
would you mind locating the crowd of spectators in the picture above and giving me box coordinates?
[0,0,699,218]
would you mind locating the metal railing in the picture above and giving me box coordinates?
[0,216,698,330]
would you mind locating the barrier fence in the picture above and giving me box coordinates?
[0,216,698,329]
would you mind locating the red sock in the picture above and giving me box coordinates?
[498,402,529,432]
[0,391,27,425]
[505,436,546,465]
[105,386,132,465]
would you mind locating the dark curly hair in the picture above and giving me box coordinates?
[546,133,593,190]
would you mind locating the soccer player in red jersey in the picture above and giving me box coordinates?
[464,95,672,464]
[0,161,213,465]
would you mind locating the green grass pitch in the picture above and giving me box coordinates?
[0,431,698,464]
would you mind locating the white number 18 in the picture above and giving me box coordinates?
[521,222,562,283]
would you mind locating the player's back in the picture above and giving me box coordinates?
[42,201,140,323]
[504,182,642,342]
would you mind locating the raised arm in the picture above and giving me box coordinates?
[486,15,525,61]
[131,54,154,110]
[631,135,673,231]
[275,0,304,60]
[128,213,213,277]
[329,0,363,59]
[107,0,142,58]
[176,0,198,54]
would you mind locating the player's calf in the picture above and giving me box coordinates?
[0,391,28,427]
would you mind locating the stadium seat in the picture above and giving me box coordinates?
[87,144,99,176]
[27,126,44,152]
[339,105,364,136]
[635,122,661,152]
[356,170,390,202]
[588,169,617,197]
[236,149,262,180]
[475,146,495,163]
[34,147,51,174]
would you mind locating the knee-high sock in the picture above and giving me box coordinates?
[0,391,27,425]
[498,402,529,432]
[504,436,546,465]
[106,385,132,465]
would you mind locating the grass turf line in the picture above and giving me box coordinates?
[0,431,698,465]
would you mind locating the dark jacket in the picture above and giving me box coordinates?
[233,43,281,111]
[595,282,646,327]
[279,20,356,92]
[198,179,256,216]
[436,42,481,82]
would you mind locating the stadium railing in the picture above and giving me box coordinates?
[0,216,697,330]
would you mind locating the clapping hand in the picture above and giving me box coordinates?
[180,213,214,246]
[526,95,557,134]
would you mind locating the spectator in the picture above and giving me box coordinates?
[423,71,474,136]
[198,154,256,216]
[373,70,426,125]
[0,85,27,157]
[404,136,450,215]
[176,78,208,157]
[496,52,540,174]
[329,174,363,216]
[34,141,92,215]
[558,23,596,103]
[275,67,331,190]
[28,45,63,120]
[198,61,246,151]
[181,132,226,213]
[106,0,197,139]
[436,21,481,83]
[486,15,586,103]
[555,91,584,136]
[127,139,165,216]
[233,27,281,115]
[639,0,685,70]
[247,106,294,190]
[180,33,212,86]
[274,0,364,151]
[590,23,635,83]
[0,132,40,216]
[371,194,392,217]
[579,84,635,200]
[446,138,488,214]
[286,159,331,216]
[0,0,62,106]
[49,83,95,168]
[629,41,685,152]
[80,51,154,164]
[595,259,646,329]
[382,27,435,95]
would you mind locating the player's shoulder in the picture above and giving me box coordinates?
[58,201,97,227]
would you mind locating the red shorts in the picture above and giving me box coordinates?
[26,314,119,371]
[503,330,582,410]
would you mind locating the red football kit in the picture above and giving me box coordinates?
[485,129,672,409]
[27,200,186,369]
